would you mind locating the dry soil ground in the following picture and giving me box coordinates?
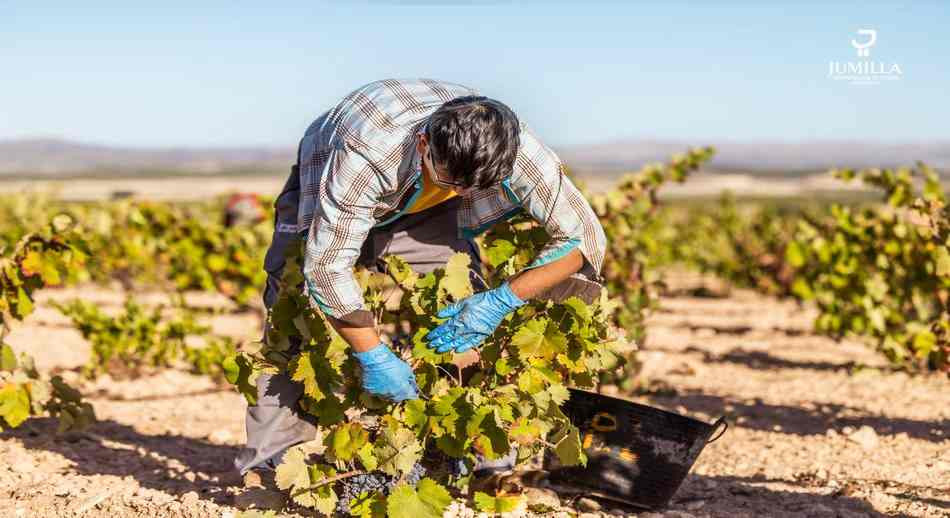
[1,274,947,518]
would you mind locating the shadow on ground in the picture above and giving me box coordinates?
[5,417,946,516]
[667,473,910,518]
[649,391,948,443]
[680,346,858,373]
[3,417,241,506]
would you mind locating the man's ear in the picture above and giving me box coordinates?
[416,135,425,155]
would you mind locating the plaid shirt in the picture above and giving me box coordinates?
[296,78,606,323]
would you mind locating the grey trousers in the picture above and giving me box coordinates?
[235,191,482,474]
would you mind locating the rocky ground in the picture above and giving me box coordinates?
[1,275,947,517]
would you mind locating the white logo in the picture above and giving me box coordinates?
[851,29,877,57]
[828,28,902,85]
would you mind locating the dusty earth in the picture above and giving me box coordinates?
[1,275,948,518]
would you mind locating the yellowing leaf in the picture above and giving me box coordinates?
[440,253,473,301]
[0,383,32,429]
[19,251,43,277]
[473,491,524,515]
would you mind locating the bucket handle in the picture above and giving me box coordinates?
[707,417,729,443]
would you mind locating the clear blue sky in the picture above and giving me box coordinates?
[2,1,947,148]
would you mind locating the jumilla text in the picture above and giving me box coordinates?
[828,61,903,76]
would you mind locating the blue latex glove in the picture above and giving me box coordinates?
[353,343,418,402]
[425,282,526,354]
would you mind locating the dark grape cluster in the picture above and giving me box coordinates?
[335,463,428,515]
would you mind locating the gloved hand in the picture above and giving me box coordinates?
[353,343,418,402]
[425,282,525,354]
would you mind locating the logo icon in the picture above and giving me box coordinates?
[829,28,901,85]
[851,29,877,57]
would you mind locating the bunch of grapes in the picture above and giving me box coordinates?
[335,463,428,514]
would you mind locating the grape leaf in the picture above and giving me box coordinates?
[553,426,586,467]
[325,422,369,463]
[473,491,524,514]
[509,417,542,446]
[349,490,386,518]
[222,354,258,405]
[385,255,417,290]
[386,479,452,518]
[301,464,339,515]
[290,352,325,401]
[275,445,310,492]
[0,384,32,429]
[440,253,473,301]
[373,425,423,476]
[511,318,567,362]
[935,246,950,277]
[484,239,516,268]
[0,343,17,371]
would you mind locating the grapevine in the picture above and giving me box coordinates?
[225,242,628,515]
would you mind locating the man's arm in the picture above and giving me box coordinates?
[302,146,384,352]
[303,145,417,401]
[329,319,380,352]
[508,248,584,301]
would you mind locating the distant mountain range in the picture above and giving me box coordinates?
[0,139,291,177]
[1,137,948,178]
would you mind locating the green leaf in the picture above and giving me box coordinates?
[373,425,423,476]
[0,384,31,428]
[0,343,17,371]
[207,254,227,272]
[275,447,338,513]
[785,241,806,268]
[15,287,33,318]
[325,422,369,463]
[511,317,567,362]
[474,491,524,514]
[440,253,473,301]
[509,417,541,446]
[356,442,378,472]
[386,479,452,518]
[19,251,44,278]
[385,255,417,290]
[935,246,950,277]
[222,354,258,405]
[290,352,325,401]
[403,398,429,430]
[913,330,937,357]
[302,464,339,515]
[553,426,586,467]
[349,490,387,518]
[305,393,346,426]
[275,446,310,492]
[484,239,517,268]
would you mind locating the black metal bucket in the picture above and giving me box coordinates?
[544,388,728,510]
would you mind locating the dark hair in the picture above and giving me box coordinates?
[426,96,521,189]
